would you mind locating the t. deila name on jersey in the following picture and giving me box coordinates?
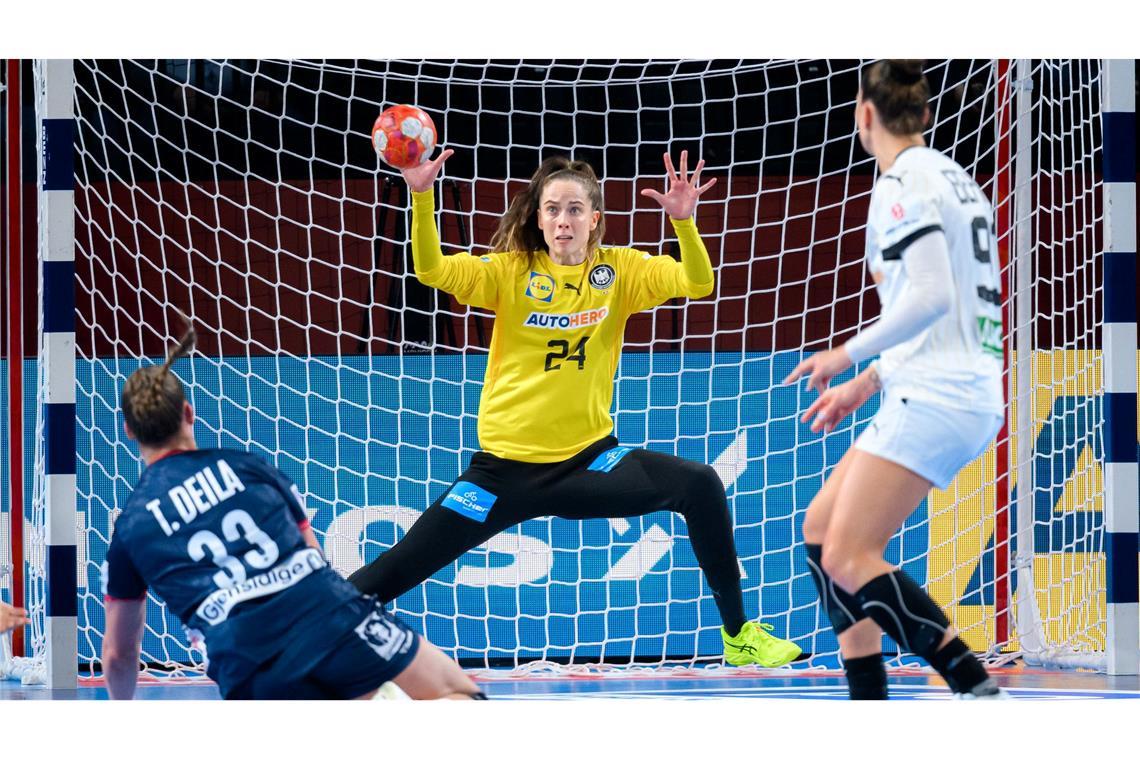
[145,459,247,537]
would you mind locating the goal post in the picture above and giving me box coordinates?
[1100,58,1138,676]
[2,58,1135,682]
[0,58,78,688]
[38,57,80,689]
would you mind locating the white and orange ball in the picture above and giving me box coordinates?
[371,104,438,169]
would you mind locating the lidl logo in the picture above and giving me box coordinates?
[526,272,555,302]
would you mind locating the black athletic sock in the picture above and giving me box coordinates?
[928,636,990,694]
[721,620,744,637]
[713,587,746,637]
[843,653,889,700]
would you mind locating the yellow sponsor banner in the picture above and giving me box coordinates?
[928,350,1129,653]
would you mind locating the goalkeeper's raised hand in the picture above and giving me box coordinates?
[402,148,455,193]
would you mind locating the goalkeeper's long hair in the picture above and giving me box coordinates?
[121,315,196,447]
[490,156,606,267]
[860,60,931,136]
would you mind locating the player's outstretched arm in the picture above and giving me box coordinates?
[397,148,455,281]
[783,346,854,394]
[784,230,954,394]
[0,601,29,634]
[394,148,501,308]
[102,598,146,700]
[639,150,717,221]
[639,150,717,298]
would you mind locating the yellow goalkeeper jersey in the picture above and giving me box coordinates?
[410,189,714,463]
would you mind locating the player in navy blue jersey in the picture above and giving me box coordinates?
[101,323,482,700]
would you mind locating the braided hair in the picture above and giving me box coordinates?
[121,317,196,446]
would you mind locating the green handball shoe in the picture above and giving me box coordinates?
[722,621,802,667]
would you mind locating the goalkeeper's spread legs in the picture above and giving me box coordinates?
[349,437,801,665]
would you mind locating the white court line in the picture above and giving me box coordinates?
[498,682,1140,699]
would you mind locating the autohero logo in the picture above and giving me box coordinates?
[589,264,615,291]
[525,272,556,302]
[524,307,608,330]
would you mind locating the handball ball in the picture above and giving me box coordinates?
[371,105,438,169]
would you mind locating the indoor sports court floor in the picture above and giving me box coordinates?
[2,667,1138,701]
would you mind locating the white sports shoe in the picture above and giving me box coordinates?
[373,681,411,700]
[953,678,1011,700]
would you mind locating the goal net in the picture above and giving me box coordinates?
[3,58,1116,679]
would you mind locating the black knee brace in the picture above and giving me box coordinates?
[854,570,949,658]
[805,544,867,635]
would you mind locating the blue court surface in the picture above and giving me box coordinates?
[3,667,1138,700]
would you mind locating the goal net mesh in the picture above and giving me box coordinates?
[2,59,1109,678]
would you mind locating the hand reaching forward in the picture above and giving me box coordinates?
[798,374,878,434]
[400,148,455,193]
[783,347,854,395]
[640,150,717,220]
[1,601,28,634]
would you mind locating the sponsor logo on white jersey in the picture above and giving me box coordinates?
[524,307,608,330]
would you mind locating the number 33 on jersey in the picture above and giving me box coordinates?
[102,450,314,626]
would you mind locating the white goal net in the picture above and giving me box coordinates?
[3,58,1115,679]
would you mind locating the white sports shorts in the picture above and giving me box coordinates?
[853,394,1003,490]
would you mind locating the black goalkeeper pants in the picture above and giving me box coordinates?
[348,436,748,632]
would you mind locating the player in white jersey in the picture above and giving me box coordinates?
[785,60,1006,699]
